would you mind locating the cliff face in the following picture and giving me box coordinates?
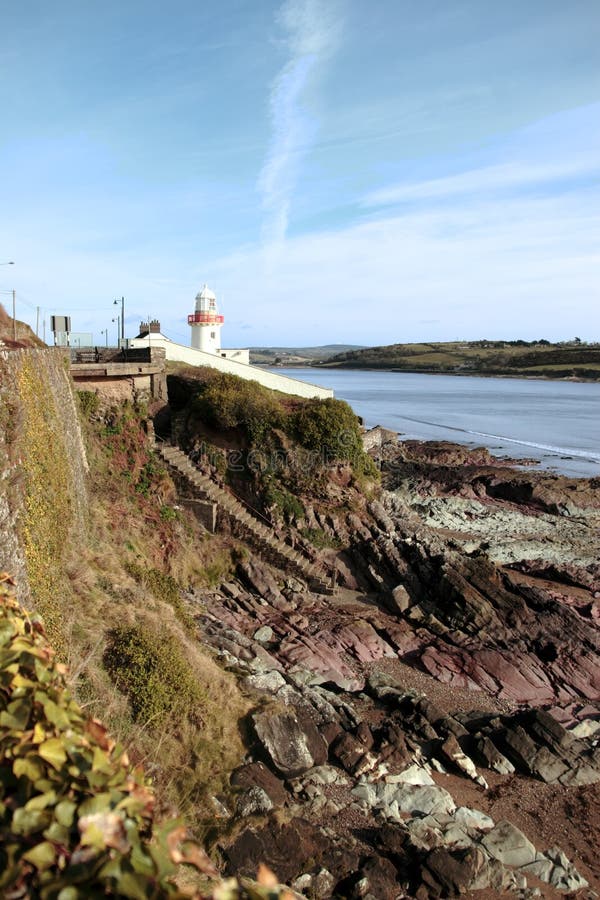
[1,356,600,898]
[0,348,88,629]
[0,354,251,844]
[0,303,45,349]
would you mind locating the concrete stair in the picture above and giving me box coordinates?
[157,444,333,593]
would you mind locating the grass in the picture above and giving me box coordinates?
[300,527,344,550]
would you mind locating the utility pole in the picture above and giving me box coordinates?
[12,290,16,342]
[36,306,40,337]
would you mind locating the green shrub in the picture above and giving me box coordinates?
[292,397,377,476]
[76,390,99,419]
[197,549,236,587]
[160,504,179,522]
[300,527,343,550]
[193,374,288,442]
[263,480,304,524]
[0,584,208,897]
[103,625,204,727]
[136,455,164,496]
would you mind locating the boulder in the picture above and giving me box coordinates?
[385,764,435,786]
[238,558,290,609]
[354,856,399,900]
[391,584,411,612]
[440,824,472,850]
[253,625,274,643]
[392,784,456,817]
[407,818,444,851]
[235,785,273,817]
[301,765,350,787]
[221,815,324,883]
[454,807,494,832]
[252,710,327,778]
[440,734,487,787]
[420,846,490,898]
[230,762,288,807]
[501,726,539,772]
[473,735,515,775]
[332,732,378,777]
[245,671,286,693]
[481,820,537,868]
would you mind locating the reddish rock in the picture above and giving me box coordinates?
[331,732,377,776]
[221,816,324,883]
[230,762,288,807]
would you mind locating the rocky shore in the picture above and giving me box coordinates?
[189,440,600,898]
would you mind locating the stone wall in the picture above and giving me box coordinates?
[71,356,167,404]
[0,348,88,605]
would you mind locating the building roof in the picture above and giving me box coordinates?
[195,284,216,302]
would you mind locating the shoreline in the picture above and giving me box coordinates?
[315,365,600,383]
[259,361,600,383]
[268,367,600,480]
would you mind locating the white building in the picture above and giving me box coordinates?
[189,285,222,354]
[187,284,249,363]
[127,285,332,401]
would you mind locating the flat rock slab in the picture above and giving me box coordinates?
[352,781,456,818]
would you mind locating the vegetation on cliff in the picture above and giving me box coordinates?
[0,576,292,898]
[0,304,45,349]
[0,362,250,841]
[67,399,249,832]
[320,338,600,379]
[167,369,378,535]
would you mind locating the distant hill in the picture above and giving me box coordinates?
[319,339,600,380]
[249,343,366,365]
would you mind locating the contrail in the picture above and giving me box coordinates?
[259,0,341,256]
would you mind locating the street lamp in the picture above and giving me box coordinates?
[100,329,108,348]
[113,296,125,346]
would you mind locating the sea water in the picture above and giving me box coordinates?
[274,369,600,479]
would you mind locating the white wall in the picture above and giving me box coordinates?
[128,333,333,400]
[191,323,222,354]
[221,348,250,364]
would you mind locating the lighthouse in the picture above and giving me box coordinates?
[187,284,224,354]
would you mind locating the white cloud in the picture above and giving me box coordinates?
[363,156,600,207]
[6,183,598,346]
[208,187,600,345]
[258,0,341,253]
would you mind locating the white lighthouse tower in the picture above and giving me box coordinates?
[188,284,224,354]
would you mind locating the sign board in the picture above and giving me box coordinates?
[51,315,71,333]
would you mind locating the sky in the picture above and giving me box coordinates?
[0,0,599,347]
